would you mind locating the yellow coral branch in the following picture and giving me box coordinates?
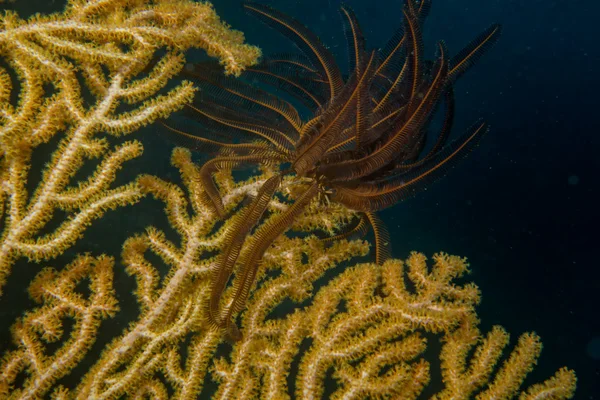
[0,0,260,295]
[0,255,118,400]
[0,147,577,399]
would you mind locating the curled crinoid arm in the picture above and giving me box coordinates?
[198,150,288,218]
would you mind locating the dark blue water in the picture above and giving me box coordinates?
[2,0,598,398]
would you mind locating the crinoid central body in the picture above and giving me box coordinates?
[162,0,500,339]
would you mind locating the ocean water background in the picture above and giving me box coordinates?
[1,0,598,398]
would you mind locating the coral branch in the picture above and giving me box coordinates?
[0,0,260,295]
[0,147,576,398]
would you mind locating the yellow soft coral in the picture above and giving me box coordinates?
[0,0,260,295]
[0,148,576,398]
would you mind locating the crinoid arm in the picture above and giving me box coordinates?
[216,181,319,340]
[206,174,282,332]
[243,1,344,99]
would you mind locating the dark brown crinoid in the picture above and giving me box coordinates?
[161,0,500,339]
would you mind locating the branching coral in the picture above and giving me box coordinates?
[0,0,260,295]
[0,148,576,399]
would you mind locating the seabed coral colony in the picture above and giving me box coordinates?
[0,0,577,399]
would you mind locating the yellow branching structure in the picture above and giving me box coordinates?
[0,0,260,295]
[0,145,577,398]
[0,1,577,399]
